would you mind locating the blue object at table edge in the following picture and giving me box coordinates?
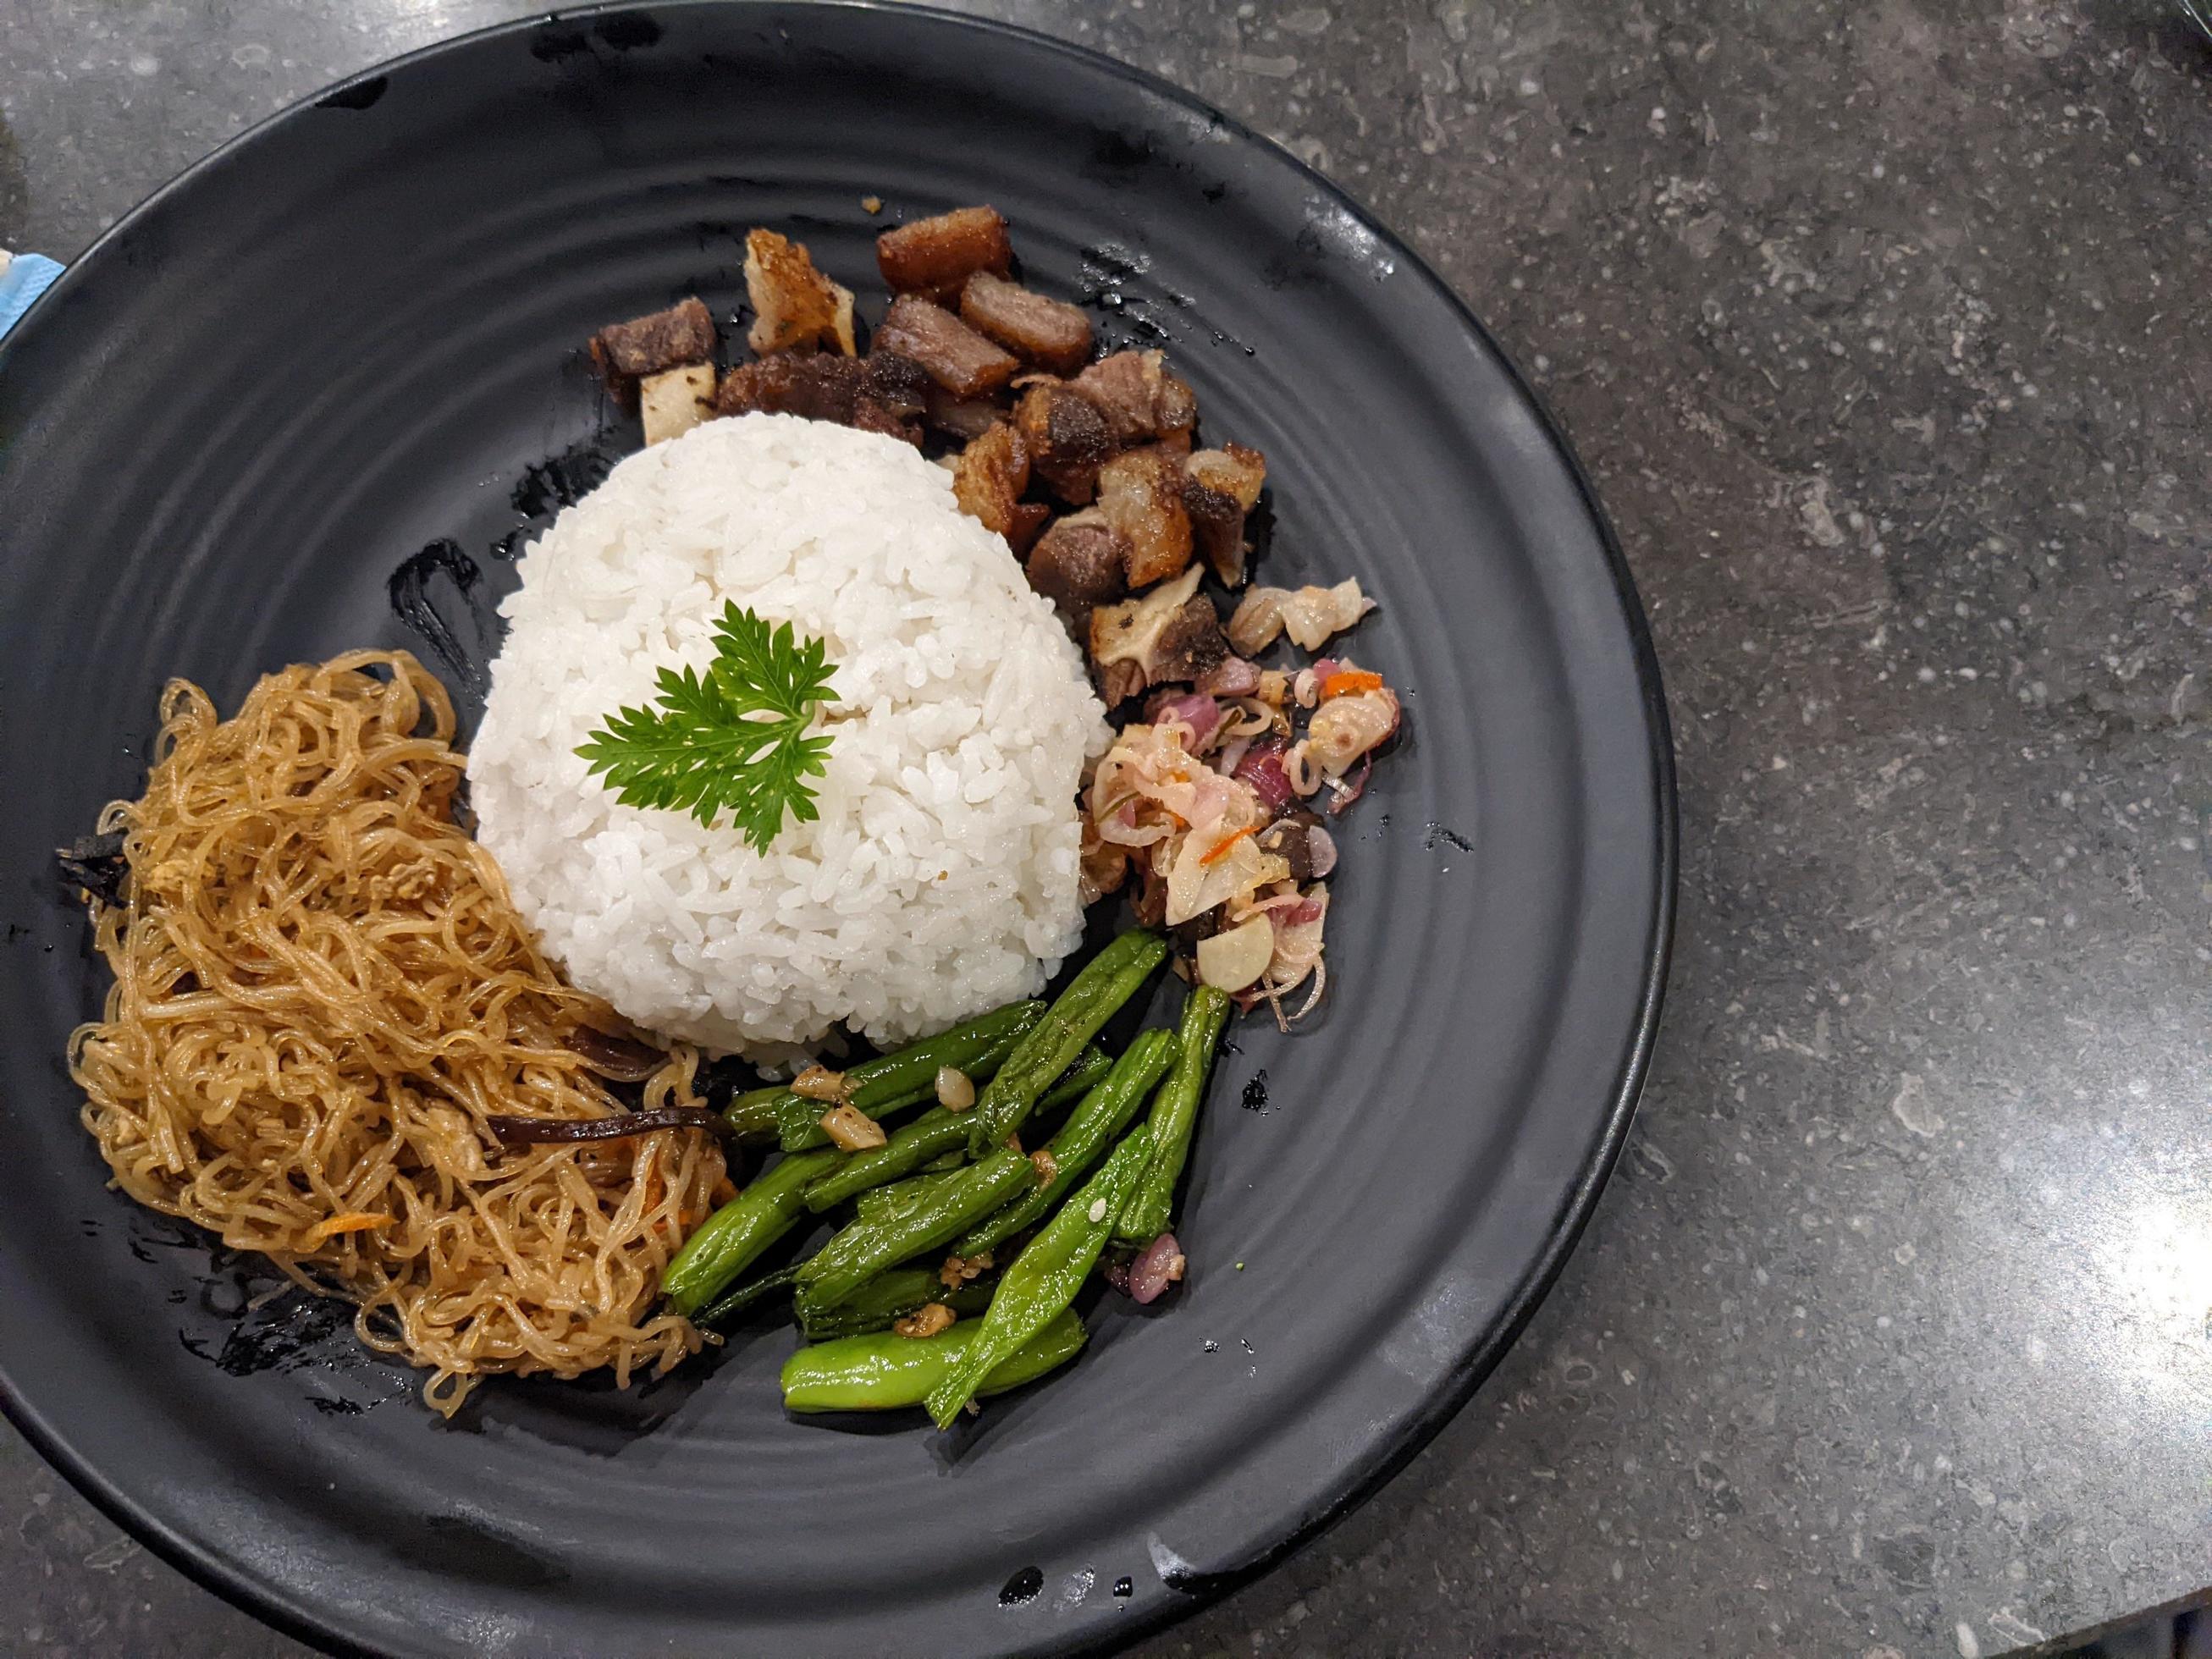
[0,254,66,344]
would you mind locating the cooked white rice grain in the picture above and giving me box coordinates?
[467,413,1110,1055]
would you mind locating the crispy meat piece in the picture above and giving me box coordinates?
[877,206,1013,300]
[862,350,933,421]
[639,364,718,446]
[1013,380,1113,504]
[950,422,1033,544]
[589,296,717,409]
[1182,442,1267,586]
[851,396,922,446]
[1150,593,1229,684]
[1007,502,1051,554]
[1078,819,1129,906]
[743,229,857,356]
[959,272,1094,375]
[1130,858,1169,927]
[1025,509,1130,627]
[847,350,930,445]
[924,384,1009,443]
[1069,349,1197,451]
[717,351,922,445]
[874,295,1020,399]
[1096,447,1194,588]
[1155,371,1198,453]
[1089,566,1226,703]
[715,352,864,422]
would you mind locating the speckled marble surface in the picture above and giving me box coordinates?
[3,2,2210,1656]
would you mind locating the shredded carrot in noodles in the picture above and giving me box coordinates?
[300,1213,393,1248]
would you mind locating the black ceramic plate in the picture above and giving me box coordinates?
[0,3,1672,1654]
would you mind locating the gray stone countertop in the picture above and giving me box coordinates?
[4,2,2210,1655]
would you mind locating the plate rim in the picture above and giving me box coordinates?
[0,2,1680,1654]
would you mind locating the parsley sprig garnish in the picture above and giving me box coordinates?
[576,603,837,852]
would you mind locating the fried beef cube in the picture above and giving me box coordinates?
[1013,380,1113,504]
[1024,510,1130,628]
[873,295,1020,399]
[640,364,718,446]
[862,350,932,420]
[959,272,1094,376]
[1079,820,1128,907]
[1180,442,1267,586]
[1068,349,1197,452]
[850,350,931,445]
[950,422,1046,550]
[743,229,858,356]
[1089,566,1227,704]
[850,398,922,446]
[589,296,717,409]
[924,384,1009,443]
[1095,447,1194,587]
[1008,502,1051,553]
[715,352,865,422]
[876,206,1013,300]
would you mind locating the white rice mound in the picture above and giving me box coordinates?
[468,413,1110,1057]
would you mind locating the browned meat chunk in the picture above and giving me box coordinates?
[950,422,1035,548]
[715,353,865,422]
[959,272,1094,375]
[714,351,922,445]
[874,295,1019,399]
[1024,510,1130,627]
[589,296,717,409]
[1131,861,1169,928]
[877,206,1013,300]
[1149,593,1228,684]
[1079,820,1129,906]
[850,397,922,446]
[863,351,933,420]
[744,229,856,356]
[1013,380,1113,504]
[924,384,1008,443]
[1089,567,1227,703]
[1008,502,1051,554]
[1069,350,1197,452]
[1181,442,1267,586]
[1155,372,1199,453]
[1096,448,1194,587]
[850,350,931,445]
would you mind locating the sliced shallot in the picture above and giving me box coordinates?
[1233,737,1294,815]
[1127,1232,1187,1304]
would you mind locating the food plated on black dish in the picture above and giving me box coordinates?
[64,206,1405,1425]
[0,7,1670,1655]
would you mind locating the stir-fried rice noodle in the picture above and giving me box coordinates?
[68,651,724,1415]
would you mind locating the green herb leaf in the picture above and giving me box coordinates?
[576,603,837,852]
